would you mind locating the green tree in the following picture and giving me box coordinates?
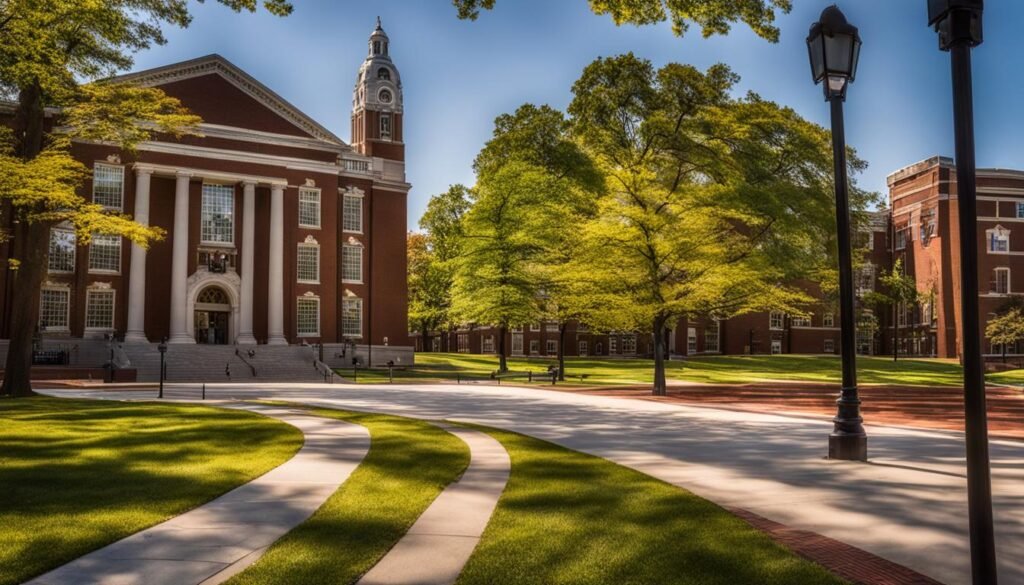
[416,185,471,351]
[0,0,291,397]
[568,54,852,395]
[453,0,791,41]
[986,301,1024,363]
[873,259,921,362]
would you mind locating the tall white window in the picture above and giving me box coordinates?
[458,333,469,352]
[994,268,1010,294]
[297,297,320,337]
[824,339,836,353]
[792,315,812,327]
[39,288,70,331]
[512,333,524,355]
[85,289,115,330]
[989,228,1010,253]
[342,297,362,337]
[343,193,363,233]
[48,228,76,273]
[297,243,320,284]
[92,164,124,209]
[687,328,698,353]
[298,188,321,228]
[342,243,363,283]
[546,339,557,355]
[201,184,234,244]
[769,312,785,330]
[578,340,588,356]
[483,335,495,354]
[380,113,392,140]
[608,336,618,355]
[530,340,540,355]
[705,321,720,353]
[89,234,121,273]
[1017,202,1024,219]
[824,313,835,327]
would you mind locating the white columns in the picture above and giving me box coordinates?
[124,168,152,343]
[168,171,194,344]
[267,184,287,345]
[237,180,258,345]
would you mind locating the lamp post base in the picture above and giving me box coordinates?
[829,433,867,461]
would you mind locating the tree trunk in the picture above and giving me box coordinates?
[497,324,508,373]
[419,319,432,353]
[1,82,46,398]
[557,323,566,381]
[893,305,899,362]
[652,316,668,396]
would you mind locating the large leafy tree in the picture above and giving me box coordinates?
[865,259,921,361]
[567,54,860,395]
[453,0,791,41]
[410,185,471,352]
[0,0,291,397]
[986,298,1024,364]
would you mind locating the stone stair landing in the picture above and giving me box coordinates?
[121,343,324,383]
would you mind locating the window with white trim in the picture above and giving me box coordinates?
[342,297,362,337]
[769,312,784,330]
[39,288,69,331]
[1017,202,1024,219]
[48,228,76,273]
[824,339,835,353]
[545,322,559,332]
[297,244,320,284]
[297,297,320,337]
[704,321,720,353]
[622,335,637,355]
[792,315,812,327]
[989,228,1010,253]
[687,328,697,353]
[298,188,321,228]
[458,333,469,353]
[546,339,557,355]
[530,323,540,332]
[608,336,618,355]
[89,234,121,273]
[85,289,115,330]
[342,243,363,283]
[483,335,495,354]
[824,313,835,327]
[994,267,1010,295]
[92,164,124,209]
[380,113,392,140]
[512,333,523,355]
[343,193,363,233]
[530,339,539,355]
[201,184,235,244]
[578,340,588,356]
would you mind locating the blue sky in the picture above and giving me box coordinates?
[131,1,1024,225]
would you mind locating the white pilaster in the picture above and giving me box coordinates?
[267,185,287,345]
[168,171,194,344]
[237,180,258,345]
[124,168,152,343]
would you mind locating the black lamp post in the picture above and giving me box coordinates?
[157,338,167,399]
[928,2,998,583]
[807,5,867,461]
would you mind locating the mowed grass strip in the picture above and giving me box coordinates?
[375,352,966,387]
[0,397,303,585]
[456,427,846,585]
[227,408,471,585]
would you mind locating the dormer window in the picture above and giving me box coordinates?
[988,226,1010,253]
[377,67,391,80]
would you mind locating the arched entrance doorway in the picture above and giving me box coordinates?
[194,286,231,344]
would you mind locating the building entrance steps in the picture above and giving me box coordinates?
[25,403,371,585]
[357,426,511,585]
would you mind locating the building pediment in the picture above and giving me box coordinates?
[110,54,346,147]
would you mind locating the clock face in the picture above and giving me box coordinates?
[379,89,393,104]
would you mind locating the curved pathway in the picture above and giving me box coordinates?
[357,426,510,585]
[26,402,371,585]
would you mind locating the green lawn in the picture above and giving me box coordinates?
[0,397,303,585]
[456,426,845,585]
[349,352,970,387]
[227,408,470,585]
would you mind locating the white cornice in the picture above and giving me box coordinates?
[198,123,349,153]
[132,162,287,187]
[108,54,346,146]
[136,140,344,176]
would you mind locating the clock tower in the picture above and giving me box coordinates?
[351,17,404,161]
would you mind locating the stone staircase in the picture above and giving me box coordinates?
[121,343,326,383]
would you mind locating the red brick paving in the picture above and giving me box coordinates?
[731,508,943,585]
[580,382,1024,440]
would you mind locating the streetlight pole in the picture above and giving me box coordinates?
[808,5,867,461]
[158,338,167,399]
[928,2,998,582]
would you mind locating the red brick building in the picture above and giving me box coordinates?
[888,156,1024,359]
[0,20,412,368]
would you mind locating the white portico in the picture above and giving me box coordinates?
[126,164,288,345]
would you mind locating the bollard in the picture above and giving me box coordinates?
[528,371,533,383]
[202,383,206,400]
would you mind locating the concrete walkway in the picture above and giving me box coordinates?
[357,427,510,585]
[42,384,1024,584]
[26,403,370,585]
